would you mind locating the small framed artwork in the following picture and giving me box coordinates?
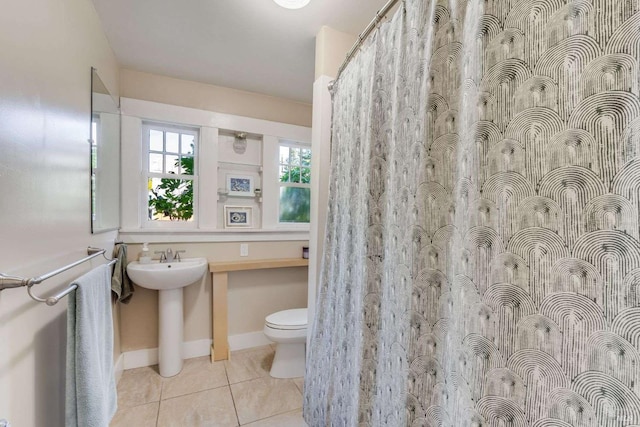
[224,206,253,228]
[226,174,254,197]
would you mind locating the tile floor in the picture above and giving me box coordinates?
[110,345,308,427]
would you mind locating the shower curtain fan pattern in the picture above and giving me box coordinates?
[305,0,640,426]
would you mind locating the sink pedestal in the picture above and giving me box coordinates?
[126,257,208,378]
[158,288,184,377]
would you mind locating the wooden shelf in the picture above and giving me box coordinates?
[209,257,309,361]
[209,258,308,273]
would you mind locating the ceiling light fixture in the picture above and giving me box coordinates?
[273,0,310,9]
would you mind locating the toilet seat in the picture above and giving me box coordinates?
[265,308,307,330]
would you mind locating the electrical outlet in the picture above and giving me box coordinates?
[240,243,249,257]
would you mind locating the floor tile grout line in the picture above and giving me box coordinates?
[154,382,231,403]
[229,374,303,387]
[228,383,242,426]
[159,374,165,402]
[223,359,231,386]
[230,378,304,426]
[227,374,269,386]
[156,372,169,426]
[241,408,305,426]
[223,361,242,426]
[155,398,161,427]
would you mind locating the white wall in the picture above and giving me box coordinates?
[0,0,119,424]
[308,27,357,345]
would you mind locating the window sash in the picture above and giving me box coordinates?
[277,141,311,224]
[143,123,199,227]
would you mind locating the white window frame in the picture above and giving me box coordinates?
[277,140,312,225]
[119,98,312,237]
[141,122,199,229]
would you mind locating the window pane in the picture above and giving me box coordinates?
[148,177,194,221]
[166,132,179,153]
[290,147,300,165]
[179,155,194,175]
[279,187,310,223]
[165,155,179,174]
[91,122,98,169]
[91,121,98,147]
[301,149,311,167]
[279,146,290,164]
[150,130,164,151]
[279,165,290,182]
[301,167,311,184]
[149,153,164,173]
[181,134,195,155]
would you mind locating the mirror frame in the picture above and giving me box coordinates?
[90,67,121,234]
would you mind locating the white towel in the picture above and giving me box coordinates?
[66,264,117,427]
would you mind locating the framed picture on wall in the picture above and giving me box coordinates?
[226,174,254,197]
[224,206,253,228]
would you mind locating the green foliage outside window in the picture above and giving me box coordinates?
[146,143,311,223]
[279,187,311,222]
[148,156,194,221]
[279,147,311,223]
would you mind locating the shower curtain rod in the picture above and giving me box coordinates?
[329,0,401,90]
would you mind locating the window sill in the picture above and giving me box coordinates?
[118,228,310,243]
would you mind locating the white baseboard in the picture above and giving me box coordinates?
[121,335,271,370]
[123,347,158,370]
[122,339,212,370]
[114,354,124,384]
[183,339,213,359]
[228,331,273,351]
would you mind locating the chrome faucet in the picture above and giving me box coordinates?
[155,248,186,263]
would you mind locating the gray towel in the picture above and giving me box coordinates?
[66,264,117,427]
[111,243,134,303]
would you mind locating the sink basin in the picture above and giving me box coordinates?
[127,258,207,290]
[126,257,208,377]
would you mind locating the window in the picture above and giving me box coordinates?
[278,142,311,223]
[90,119,98,222]
[143,123,198,225]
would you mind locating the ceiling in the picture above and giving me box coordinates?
[91,0,389,104]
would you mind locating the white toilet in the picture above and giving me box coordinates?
[263,308,308,378]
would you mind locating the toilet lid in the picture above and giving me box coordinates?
[265,308,307,329]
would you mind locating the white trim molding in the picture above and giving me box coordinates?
[118,229,310,243]
[228,331,274,351]
[120,97,312,237]
[122,339,212,370]
[120,335,273,370]
[114,353,124,384]
[120,98,312,143]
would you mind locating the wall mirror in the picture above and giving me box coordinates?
[91,68,121,233]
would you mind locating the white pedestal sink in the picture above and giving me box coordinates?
[127,258,207,377]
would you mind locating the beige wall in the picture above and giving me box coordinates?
[314,26,357,79]
[120,241,308,351]
[0,0,119,424]
[120,69,313,127]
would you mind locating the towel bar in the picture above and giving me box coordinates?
[26,259,117,306]
[0,246,118,305]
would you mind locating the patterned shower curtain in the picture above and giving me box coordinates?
[304,0,640,426]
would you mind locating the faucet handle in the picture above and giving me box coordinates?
[175,250,186,262]
[154,251,166,262]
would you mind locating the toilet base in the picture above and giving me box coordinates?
[270,343,306,378]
